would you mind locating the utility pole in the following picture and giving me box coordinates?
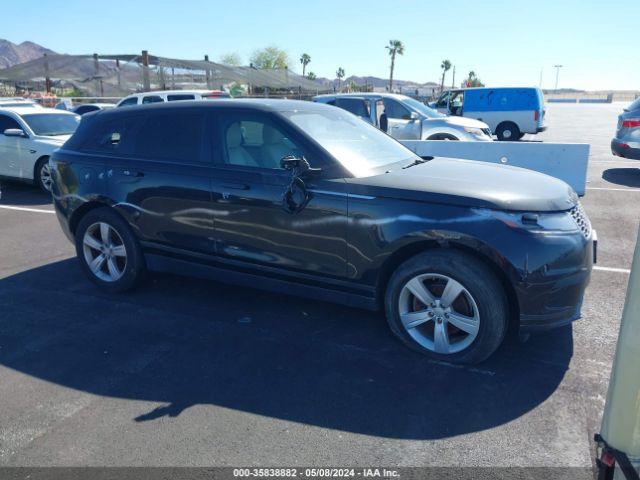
[451,66,455,89]
[553,64,563,91]
[539,67,543,88]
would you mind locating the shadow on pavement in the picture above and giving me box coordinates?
[0,181,52,206]
[602,168,640,188]
[0,259,573,440]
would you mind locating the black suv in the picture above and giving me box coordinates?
[51,100,594,364]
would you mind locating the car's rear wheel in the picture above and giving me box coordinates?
[385,250,508,364]
[495,122,521,141]
[75,208,145,292]
[34,157,52,193]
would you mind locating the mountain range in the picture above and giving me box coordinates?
[0,39,56,69]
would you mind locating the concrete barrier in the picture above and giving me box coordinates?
[401,140,590,196]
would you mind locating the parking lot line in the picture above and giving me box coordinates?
[594,265,631,274]
[0,205,55,214]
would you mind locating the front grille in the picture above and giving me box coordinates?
[482,128,492,136]
[570,202,592,239]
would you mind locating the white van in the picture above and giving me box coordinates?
[117,89,230,107]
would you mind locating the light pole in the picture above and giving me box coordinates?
[553,64,563,91]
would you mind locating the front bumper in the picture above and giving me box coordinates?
[611,138,640,160]
[517,230,595,333]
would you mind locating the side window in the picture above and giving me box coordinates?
[335,98,371,120]
[118,97,139,107]
[436,92,449,108]
[142,95,163,104]
[0,114,21,133]
[382,98,411,120]
[80,116,142,155]
[167,94,196,101]
[133,112,205,163]
[221,115,304,169]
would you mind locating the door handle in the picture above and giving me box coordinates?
[122,169,144,177]
[220,182,249,190]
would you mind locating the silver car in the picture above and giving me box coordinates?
[313,93,493,141]
[611,97,640,160]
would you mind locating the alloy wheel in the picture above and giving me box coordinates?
[398,273,480,354]
[40,163,52,191]
[82,222,127,282]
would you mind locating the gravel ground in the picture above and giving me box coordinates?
[0,102,638,469]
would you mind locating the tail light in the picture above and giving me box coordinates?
[622,118,640,128]
[534,110,539,121]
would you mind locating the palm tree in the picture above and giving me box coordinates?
[300,53,311,77]
[440,59,452,92]
[336,67,345,90]
[386,40,405,92]
[307,71,317,80]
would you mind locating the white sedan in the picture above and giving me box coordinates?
[0,107,80,192]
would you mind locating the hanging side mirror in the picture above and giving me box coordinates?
[280,155,321,178]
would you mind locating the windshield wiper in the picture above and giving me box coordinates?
[402,157,432,169]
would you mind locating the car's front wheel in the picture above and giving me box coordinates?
[34,157,52,193]
[75,208,146,292]
[385,250,508,364]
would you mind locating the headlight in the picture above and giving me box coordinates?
[464,127,488,138]
[474,208,580,234]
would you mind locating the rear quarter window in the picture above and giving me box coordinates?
[167,94,196,101]
[132,112,206,164]
[77,115,144,155]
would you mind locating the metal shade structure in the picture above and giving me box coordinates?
[0,53,330,96]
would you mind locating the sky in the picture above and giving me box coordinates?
[3,0,638,91]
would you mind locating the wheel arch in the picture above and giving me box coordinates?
[376,238,520,330]
[69,200,119,236]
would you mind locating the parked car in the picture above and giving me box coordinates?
[51,100,594,364]
[314,93,492,141]
[611,97,640,160]
[430,87,547,141]
[0,98,42,109]
[0,107,80,191]
[117,89,230,107]
[73,103,116,115]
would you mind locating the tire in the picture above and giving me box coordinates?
[74,207,146,293]
[384,250,508,364]
[34,157,52,193]
[495,122,521,141]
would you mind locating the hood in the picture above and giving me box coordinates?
[38,134,72,144]
[441,116,490,129]
[346,158,578,212]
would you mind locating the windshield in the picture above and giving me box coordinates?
[401,97,445,119]
[22,113,80,136]
[284,107,419,177]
